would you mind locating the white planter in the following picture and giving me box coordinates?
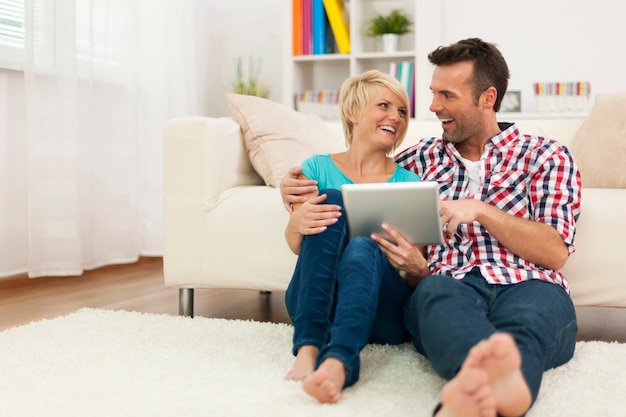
[381,33,399,53]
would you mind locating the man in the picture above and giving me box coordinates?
[280,38,581,417]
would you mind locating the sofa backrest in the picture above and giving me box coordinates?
[323,117,585,152]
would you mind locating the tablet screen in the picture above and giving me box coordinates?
[341,181,444,245]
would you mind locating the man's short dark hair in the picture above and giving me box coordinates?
[428,38,510,112]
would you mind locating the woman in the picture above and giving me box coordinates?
[284,70,426,403]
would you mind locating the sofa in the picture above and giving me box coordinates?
[163,93,626,331]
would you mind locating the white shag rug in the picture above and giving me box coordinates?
[0,308,624,417]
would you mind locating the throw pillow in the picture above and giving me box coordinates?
[226,93,343,187]
[569,93,626,188]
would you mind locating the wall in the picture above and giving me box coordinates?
[199,0,625,117]
[441,0,624,113]
[195,0,285,117]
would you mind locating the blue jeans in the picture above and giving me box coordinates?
[403,268,577,405]
[285,189,412,387]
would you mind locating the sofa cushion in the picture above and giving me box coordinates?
[226,93,343,187]
[569,93,626,188]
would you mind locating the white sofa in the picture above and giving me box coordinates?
[163,114,626,325]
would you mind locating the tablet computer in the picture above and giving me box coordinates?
[340,181,444,245]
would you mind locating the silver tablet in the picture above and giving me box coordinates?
[340,181,444,245]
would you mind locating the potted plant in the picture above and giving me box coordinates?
[365,9,414,53]
[231,55,269,98]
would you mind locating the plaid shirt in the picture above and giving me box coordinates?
[394,122,581,291]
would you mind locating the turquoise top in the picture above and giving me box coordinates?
[301,154,421,189]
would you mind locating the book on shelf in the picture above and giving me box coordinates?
[533,81,591,112]
[390,61,415,118]
[292,0,303,55]
[302,0,313,55]
[322,0,350,54]
[296,89,340,119]
[324,12,337,54]
[312,0,326,54]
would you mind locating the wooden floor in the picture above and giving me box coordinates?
[0,257,290,332]
[1,257,624,343]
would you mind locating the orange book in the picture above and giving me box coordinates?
[292,0,303,56]
[322,0,350,54]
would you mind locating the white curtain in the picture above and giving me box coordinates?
[0,0,198,277]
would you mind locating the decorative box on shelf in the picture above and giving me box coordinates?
[295,89,341,120]
[533,81,591,112]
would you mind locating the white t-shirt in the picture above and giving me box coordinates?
[460,157,483,197]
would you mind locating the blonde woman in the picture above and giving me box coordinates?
[283,70,426,403]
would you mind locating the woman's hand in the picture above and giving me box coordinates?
[284,193,342,254]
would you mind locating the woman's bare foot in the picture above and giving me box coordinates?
[436,363,496,417]
[469,333,532,417]
[285,345,319,381]
[302,357,346,403]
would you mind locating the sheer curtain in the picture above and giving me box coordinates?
[0,0,198,277]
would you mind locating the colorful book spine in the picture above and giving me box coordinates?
[398,61,410,97]
[297,89,341,119]
[534,81,591,97]
[302,0,312,55]
[405,61,415,117]
[389,61,399,80]
[292,0,303,56]
[410,67,415,118]
[533,81,591,112]
[312,0,326,54]
[322,0,350,54]
[391,61,415,118]
[324,10,336,53]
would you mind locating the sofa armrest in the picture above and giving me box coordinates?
[163,117,263,283]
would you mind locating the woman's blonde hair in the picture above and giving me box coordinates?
[339,69,410,153]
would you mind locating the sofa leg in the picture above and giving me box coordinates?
[179,288,194,318]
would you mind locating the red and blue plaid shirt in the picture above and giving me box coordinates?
[394,122,582,291]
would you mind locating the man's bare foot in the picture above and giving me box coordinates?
[302,357,346,403]
[436,366,496,417]
[285,345,319,381]
[469,333,532,417]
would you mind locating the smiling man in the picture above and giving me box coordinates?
[387,38,582,417]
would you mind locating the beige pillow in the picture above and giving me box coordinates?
[569,93,626,188]
[226,93,343,187]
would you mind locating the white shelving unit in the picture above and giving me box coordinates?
[283,0,443,121]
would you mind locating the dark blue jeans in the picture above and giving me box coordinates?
[403,268,578,404]
[285,189,412,387]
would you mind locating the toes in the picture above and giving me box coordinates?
[302,370,341,404]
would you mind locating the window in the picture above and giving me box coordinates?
[0,0,23,47]
[0,0,24,68]
[0,0,126,80]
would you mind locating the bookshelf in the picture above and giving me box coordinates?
[284,0,442,121]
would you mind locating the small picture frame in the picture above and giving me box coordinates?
[501,90,521,113]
